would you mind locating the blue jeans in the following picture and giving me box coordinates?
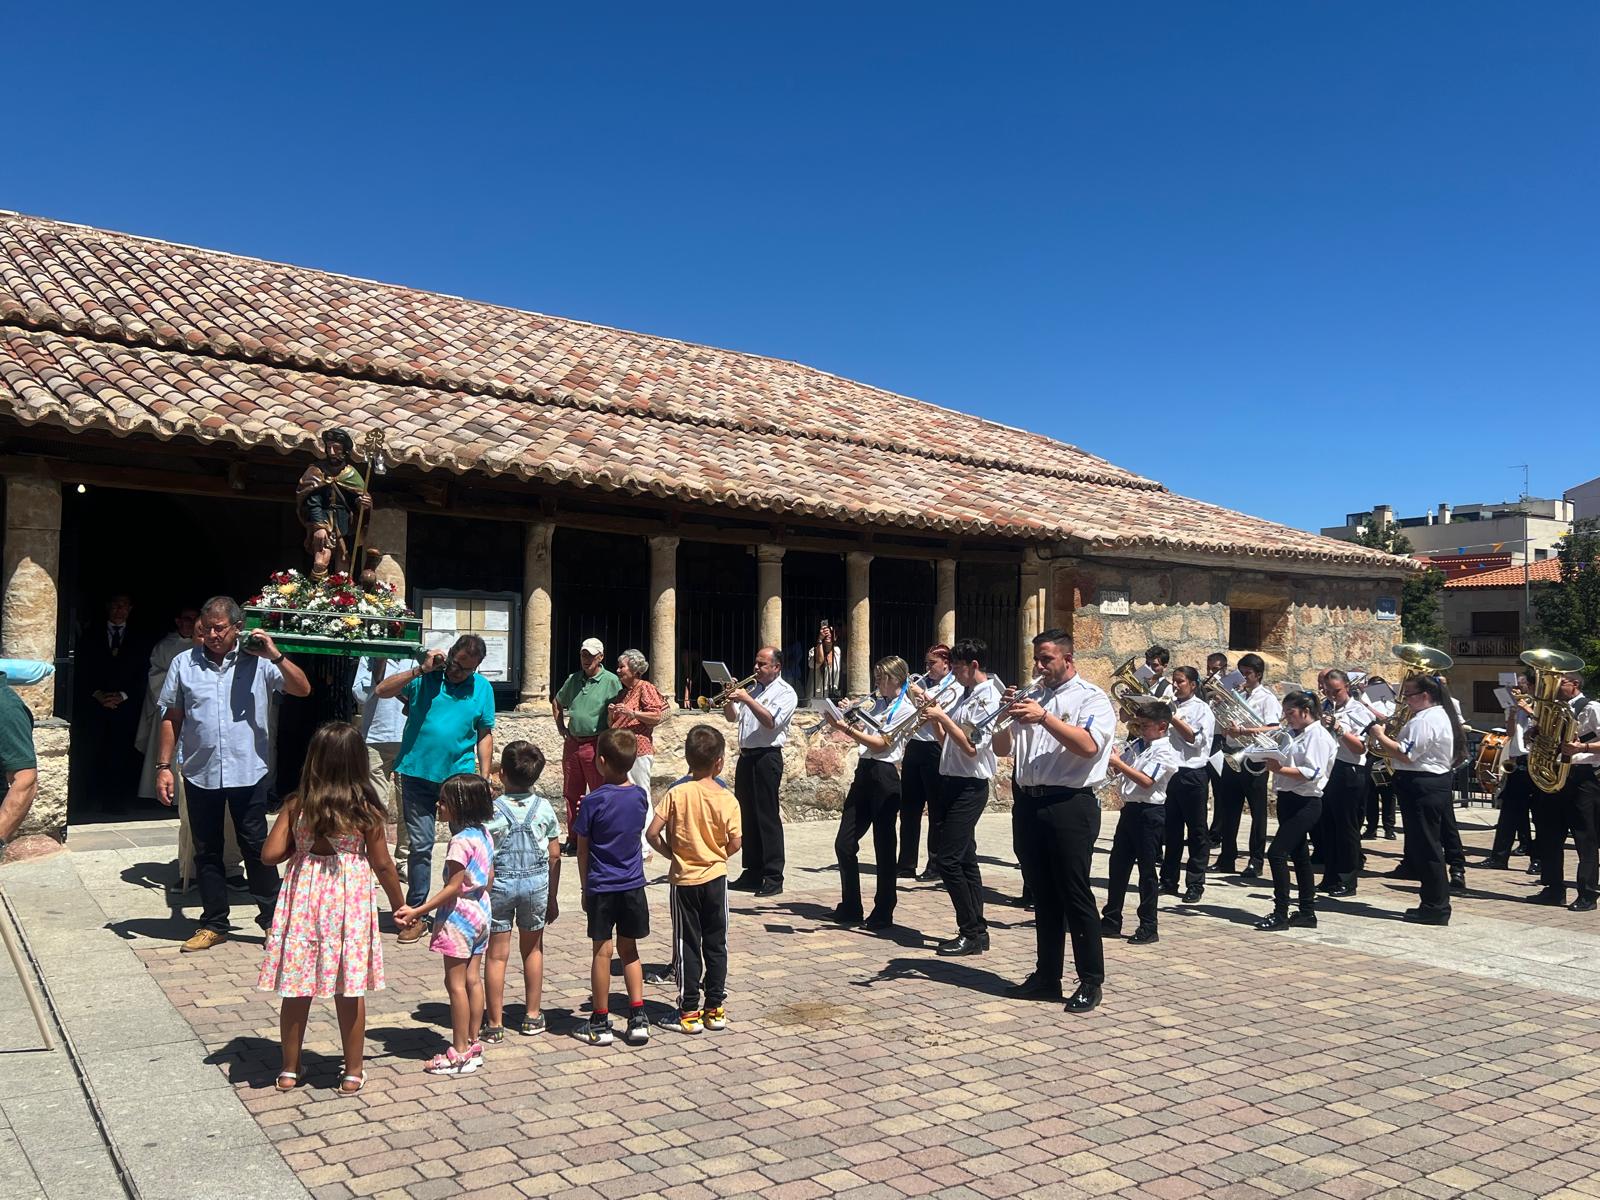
[402,775,443,909]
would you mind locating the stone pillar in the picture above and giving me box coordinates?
[935,557,957,648]
[3,476,62,718]
[648,535,679,704]
[366,506,408,594]
[756,544,785,651]
[1019,552,1044,681]
[846,551,873,695]
[517,521,555,709]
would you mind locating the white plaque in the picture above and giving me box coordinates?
[430,600,458,631]
[1098,589,1130,616]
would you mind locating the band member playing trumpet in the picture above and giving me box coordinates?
[723,647,797,897]
[1484,669,1537,871]
[1211,653,1281,878]
[992,629,1116,1014]
[1317,670,1376,897]
[826,656,911,930]
[1102,698,1182,947]
[1369,674,1466,926]
[919,638,1004,957]
[899,645,957,882]
[1158,667,1214,904]
[1254,692,1338,930]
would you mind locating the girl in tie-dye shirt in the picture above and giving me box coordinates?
[395,773,496,1076]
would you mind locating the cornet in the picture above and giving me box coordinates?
[960,676,1047,742]
[694,672,758,710]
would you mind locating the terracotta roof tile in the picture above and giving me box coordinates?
[0,212,1406,572]
[1443,560,1564,588]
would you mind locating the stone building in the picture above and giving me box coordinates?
[0,213,1408,839]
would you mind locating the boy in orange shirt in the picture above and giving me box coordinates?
[646,724,742,1034]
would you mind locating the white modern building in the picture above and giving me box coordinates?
[1566,475,1600,523]
[1321,498,1573,568]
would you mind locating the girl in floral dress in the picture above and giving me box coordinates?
[395,773,495,1076]
[260,722,405,1096]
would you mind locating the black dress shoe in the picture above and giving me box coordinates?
[754,881,783,897]
[1239,862,1262,880]
[1362,826,1378,839]
[1514,844,1535,858]
[1481,856,1511,871]
[1254,910,1289,931]
[896,867,918,880]
[863,910,895,930]
[1287,910,1317,929]
[1449,867,1467,891]
[1181,885,1204,904]
[830,905,864,926]
[1209,860,1237,875]
[1017,887,1034,908]
[935,933,988,956]
[1064,983,1102,1014]
[1327,881,1357,898]
[1527,859,1543,875]
[1099,915,1123,936]
[1004,973,1063,1001]
[1402,905,1451,926]
[1569,895,1597,913]
[916,868,941,884]
[1128,924,1159,945]
[1158,883,1180,897]
[1386,863,1420,880]
[1315,879,1336,894]
[729,873,759,892]
[1527,889,1568,906]
[1383,830,1397,840]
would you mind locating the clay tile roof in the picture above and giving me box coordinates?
[0,211,1407,573]
[1443,559,1565,588]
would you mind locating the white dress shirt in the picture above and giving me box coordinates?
[1397,705,1455,775]
[1505,706,1531,758]
[1168,695,1214,769]
[910,673,960,744]
[1243,685,1283,727]
[1275,723,1338,797]
[1568,694,1600,767]
[859,692,910,765]
[352,657,412,745]
[1117,736,1183,804]
[1011,674,1117,789]
[736,676,797,748]
[1326,699,1374,766]
[939,676,1003,780]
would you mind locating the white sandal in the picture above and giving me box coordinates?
[337,1072,365,1096]
[274,1070,300,1092]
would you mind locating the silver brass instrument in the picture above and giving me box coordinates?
[880,672,959,747]
[960,676,1045,742]
[1521,648,1586,794]
[695,671,758,711]
[1202,670,1283,774]
[799,693,890,737]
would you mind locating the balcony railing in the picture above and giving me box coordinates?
[1449,635,1520,658]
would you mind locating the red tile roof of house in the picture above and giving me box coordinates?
[0,212,1406,571]
[1443,559,1565,588]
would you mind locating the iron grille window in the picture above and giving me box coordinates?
[781,551,846,697]
[551,529,648,697]
[676,541,757,708]
[1471,681,1501,715]
[408,514,524,594]
[870,557,936,674]
[956,562,1020,686]
[1229,609,1263,651]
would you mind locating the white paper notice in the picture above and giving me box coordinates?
[1494,687,1514,710]
[431,601,458,631]
[1498,672,1520,688]
[479,634,509,681]
[482,602,511,632]
[424,631,454,655]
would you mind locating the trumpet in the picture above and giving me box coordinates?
[881,689,945,751]
[694,672,758,710]
[799,694,890,737]
[960,676,1047,742]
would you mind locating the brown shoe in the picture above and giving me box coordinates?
[181,928,226,953]
[397,921,426,944]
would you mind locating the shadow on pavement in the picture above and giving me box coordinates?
[849,955,1015,997]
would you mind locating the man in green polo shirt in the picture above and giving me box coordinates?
[554,637,622,842]
[0,683,39,860]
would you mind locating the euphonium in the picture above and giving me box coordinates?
[1368,643,1453,763]
[1521,648,1586,794]
[1110,656,1151,720]
[1201,671,1283,774]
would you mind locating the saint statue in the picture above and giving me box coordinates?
[295,428,373,581]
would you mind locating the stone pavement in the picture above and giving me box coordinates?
[5,805,1600,1200]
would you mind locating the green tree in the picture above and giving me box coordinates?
[1354,520,1445,645]
[1533,518,1600,690]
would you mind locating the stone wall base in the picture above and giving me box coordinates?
[17,717,67,842]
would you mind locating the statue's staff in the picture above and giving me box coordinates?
[347,429,387,576]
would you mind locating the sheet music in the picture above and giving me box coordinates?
[702,661,734,686]
[1494,687,1515,710]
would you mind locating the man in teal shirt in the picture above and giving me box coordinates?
[554,637,622,841]
[377,634,496,935]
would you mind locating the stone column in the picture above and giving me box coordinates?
[935,557,957,648]
[1018,552,1044,681]
[517,520,554,709]
[648,535,679,704]
[3,476,62,718]
[846,550,873,695]
[756,544,785,651]
[366,506,408,594]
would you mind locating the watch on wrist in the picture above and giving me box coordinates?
[270,652,286,664]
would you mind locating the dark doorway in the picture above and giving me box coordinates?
[677,541,756,708]
[550,529,648,697]
[957,562,1020,687]
[870,557,936,671]
[781,551,845,697]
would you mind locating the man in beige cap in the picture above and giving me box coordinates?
[554,637,622,849]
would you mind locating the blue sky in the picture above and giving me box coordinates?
[5,3,1596,534]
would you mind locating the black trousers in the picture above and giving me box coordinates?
[1205,736,1226,838]
[1399,781,1464,869]
[1540,765,1600,897]
[1366,771,1397,833]
[897,740,942,872]
[1104,801,1164,928]
[1395,770,1452,909]
[1014,786,1103,988]
[669,878,729,1012]
[1214,765,1267,866]
[1160,767,1209,890]
[835,759,901,918]
[931,776,988,937]
[735,747,785,886]
[1490,760,1536,859]
[1322,761,1366,879]
[190,780,280,932]
[1267,792,1323,909]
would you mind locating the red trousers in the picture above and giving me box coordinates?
[562,737,603,829]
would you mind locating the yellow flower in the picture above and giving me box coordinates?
[344,616,361,629]
[279,584,298,598]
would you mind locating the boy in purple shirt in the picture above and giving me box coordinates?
[573,728,651,1046]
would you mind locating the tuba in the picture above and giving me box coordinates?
[1521,648,1586,794]
[1369,643,1453,765]
[1110,656,1151,720]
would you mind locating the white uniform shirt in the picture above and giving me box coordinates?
[1168,695,1214,769]
[1505,706,1532,758]
[939,676,1003,780]
[1326,699,1374,767]
[1275,722,1338,797]
[858,692,910,765]
[1117,736,1184,804]
[1147,675,1174,700]
[1568,695,1600,767]
[1011,674,1117,789]
[910,673,960,744]
[1397,705,1455,774]
[736,676,797,748]
[1243,685,1283,727]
